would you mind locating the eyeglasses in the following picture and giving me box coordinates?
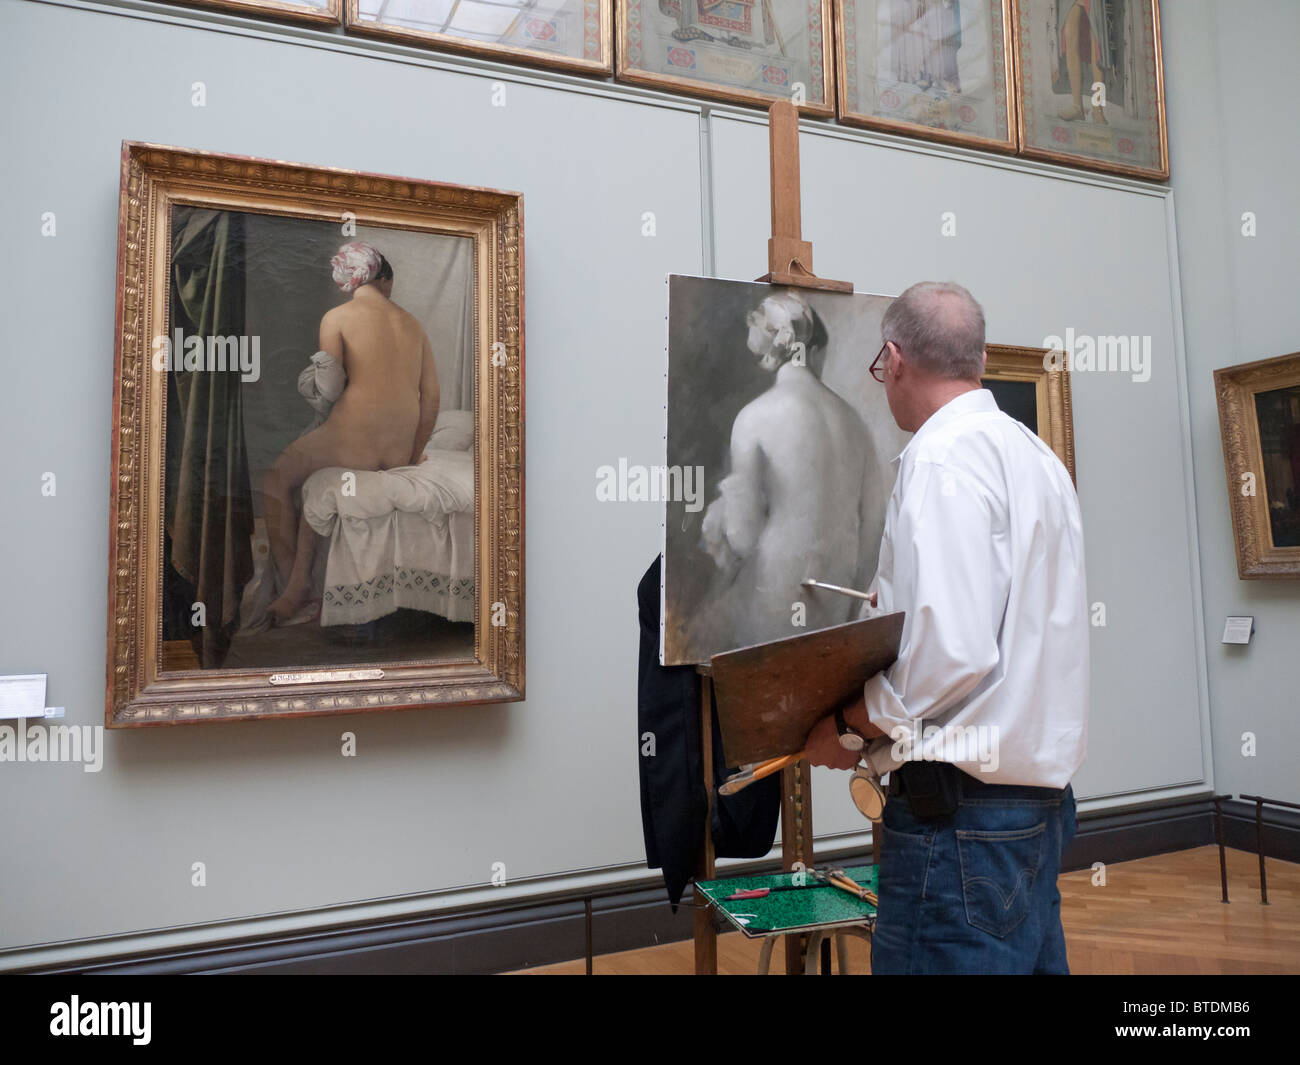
[870,341,890,384]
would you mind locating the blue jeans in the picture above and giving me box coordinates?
[871,770,1077,974]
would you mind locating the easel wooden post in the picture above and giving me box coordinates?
[694,665,718,975]
[757,102,853,295]
[761,100,853,975]
[692,102,852,976]
[764,99,851,975]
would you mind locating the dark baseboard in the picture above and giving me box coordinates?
[1063,795,1219,868]
[32,887,700,977]
[27,794,1300,975]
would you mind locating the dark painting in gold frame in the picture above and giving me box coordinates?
[1215,352,1300,579]
[983,343,1075,482]
[107,143,524,727]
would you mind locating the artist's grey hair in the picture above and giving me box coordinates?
[880,281,986,380]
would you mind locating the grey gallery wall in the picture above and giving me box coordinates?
[1161,0,1299,804]
[0,0,1292,968]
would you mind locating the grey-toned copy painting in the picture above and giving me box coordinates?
[661,276,910,666]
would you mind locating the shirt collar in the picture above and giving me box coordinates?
[893,387,999,466]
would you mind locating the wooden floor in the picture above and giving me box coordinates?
[512,846,1300,975]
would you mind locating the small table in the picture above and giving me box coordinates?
[694,865,878,975]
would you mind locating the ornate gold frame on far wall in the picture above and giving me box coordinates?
[346,0,613,76]
[983,344,1076,482]
[616,0,836,116]
[836,0,1018,154]
[170,0,342,27]
[108,143,524,726]
[1214,353,1300,579]
[1012,0,1169,181]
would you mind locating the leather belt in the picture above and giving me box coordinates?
[887,761,1067,802]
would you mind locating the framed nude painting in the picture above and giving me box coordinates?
[617,0,835,116]
[107,143,524,726]
[1013,0,1168,180]
[170,0,342,26]
[837,0,1017,153]
[347,0,613,76]
[1215,353,1300,579]
[982,343,1076,481]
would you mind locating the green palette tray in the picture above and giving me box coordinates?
[695,865,878,937]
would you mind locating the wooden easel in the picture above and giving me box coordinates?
[693,101,852,976]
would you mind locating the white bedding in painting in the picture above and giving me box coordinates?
[301,447,475,626]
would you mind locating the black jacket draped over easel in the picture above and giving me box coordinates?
[637,556,780,910]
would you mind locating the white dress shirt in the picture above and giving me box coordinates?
[862,388,1089,789]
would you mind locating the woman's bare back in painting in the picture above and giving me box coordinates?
[298,291,434,471]
[695,291,868,651]
[263,243,440,624]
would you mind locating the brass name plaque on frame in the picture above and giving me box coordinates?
[269,669,386,686]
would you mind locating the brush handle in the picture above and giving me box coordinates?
[718,750,806,796]
[802,578,876,603]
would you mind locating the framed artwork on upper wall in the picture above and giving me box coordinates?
[617,0,835,116]
[346,0,613,76]
[107,142,524,726]
[170,0,342,26]
[836,0,1017,153]
[1013,0,1168,180]
[1215,353,1300,579]
[982,344,1076,482]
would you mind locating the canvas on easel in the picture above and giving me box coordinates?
[660,278,910,666]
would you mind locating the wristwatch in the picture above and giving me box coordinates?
[835,704,867,752]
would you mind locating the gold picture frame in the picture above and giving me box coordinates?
[346,0,613,76]
[983,343,1076,481]
[108,142,524,727]
[616,0,836,116]
[1214,352,1300,579]
[1012,0,1169,181]
[169,0,342,27]
[836,0,1018,154]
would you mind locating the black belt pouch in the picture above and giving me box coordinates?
[901,760,960,820]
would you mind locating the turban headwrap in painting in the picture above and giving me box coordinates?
[330,241,385,293]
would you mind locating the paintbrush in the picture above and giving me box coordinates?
[801,578,876,603]
[725,884,819,900]
[718,750,806,796]
[815,868,879,906]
